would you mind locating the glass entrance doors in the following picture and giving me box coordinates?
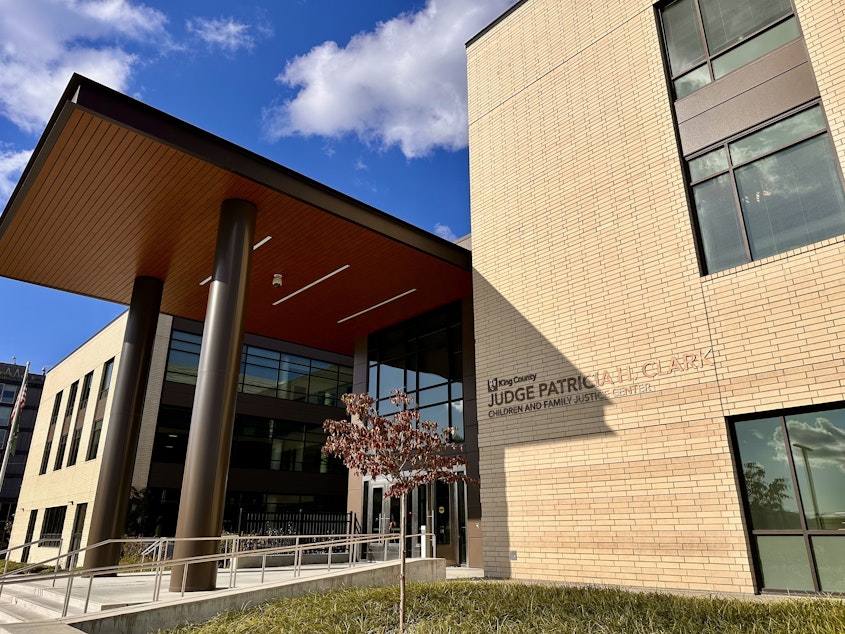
[362,477,467,565]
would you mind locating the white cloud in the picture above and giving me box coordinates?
[434,223,457,241]
[187,17,256,54]
[0,0,169,134]
[264,0,516,159]
[0,148,34,212]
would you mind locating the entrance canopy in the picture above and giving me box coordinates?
[0,75,471,355]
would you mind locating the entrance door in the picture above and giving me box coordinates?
[363,477,467,565]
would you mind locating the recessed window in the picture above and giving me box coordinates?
[688,105,845,274]
[732,405,845,593]
[660,0,800,99]
[39,506,67,548]
[98,358,114,400]
[86,419,103,461]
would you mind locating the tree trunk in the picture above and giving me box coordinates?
[399,493,406,634]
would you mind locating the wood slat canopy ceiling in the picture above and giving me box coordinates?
[0,76,471,356]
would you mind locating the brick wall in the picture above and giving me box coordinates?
[468,0,845,592]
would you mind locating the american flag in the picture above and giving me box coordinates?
[9,382,26,424]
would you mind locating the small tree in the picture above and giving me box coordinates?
[323,391,475,634]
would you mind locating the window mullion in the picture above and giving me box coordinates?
[725,152,754,265]
[690,0,716,83]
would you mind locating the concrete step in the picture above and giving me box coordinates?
[0,600,48,625]
[0,586,81,620]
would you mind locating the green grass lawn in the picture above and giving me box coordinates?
[158,580,845,633]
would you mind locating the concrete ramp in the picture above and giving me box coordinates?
[0,559,445,634]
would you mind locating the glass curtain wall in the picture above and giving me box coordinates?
[366,302,467,564]
[165,331,353,407]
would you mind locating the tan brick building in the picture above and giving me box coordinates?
[468,0,845,594]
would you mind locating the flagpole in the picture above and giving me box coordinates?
[0,361,29,493]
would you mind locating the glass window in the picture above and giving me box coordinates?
[86,420,103,461]
[812,537,845,593]
[39,441,51,475]
[661,0,705,76]
[64,382,78,418]
[737,136,845,261]
[660,0,798,99]
[688,106,845,274]
[712,18,800,79]
[732,406,845,593]
[67,428,82,467]
[79,371,93,410]
[99,358,114,399]
[735,417,801,530]
[39,506,67,548]
[692,174,748,274]
[165,332,201,384]
[699,0,792,55]
[165,331,351,406]
[53,434,67,470]
[786,410,845,531]
[755,536,814,591]
[368,303,465,437]
[0,385,16,404]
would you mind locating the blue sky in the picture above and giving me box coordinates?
[0,0,515,371]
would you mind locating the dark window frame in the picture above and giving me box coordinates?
[53,434,67,471]
[685,102,845,274]
[64,381,78,419]
[39,440,52,475]
[86,419,103,461]
[658,0,799,100]
[730,403,845,594]
[66,428,82,467]
[39,506,67,548]
[98,358,114,401]
[78,371,93,411]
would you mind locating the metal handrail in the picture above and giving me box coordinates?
[0,531,424,618]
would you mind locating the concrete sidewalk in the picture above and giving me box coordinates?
[0,560,478,633]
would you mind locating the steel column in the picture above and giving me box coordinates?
[84,276,163,571]
[169,199,256,591]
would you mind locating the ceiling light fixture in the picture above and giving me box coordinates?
[253,235,272,250]
[337,289,417,324]
[273,264,351,306]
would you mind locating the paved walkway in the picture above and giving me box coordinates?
[0,561,483,632]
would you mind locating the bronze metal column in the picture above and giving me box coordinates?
[169,199,256,592]
[84,276,163,571]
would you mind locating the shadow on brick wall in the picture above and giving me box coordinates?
[472,274,615,579]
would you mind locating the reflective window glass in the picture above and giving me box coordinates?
[735,418,801,530]
[660,0,795,100]
[699,0,792,55]
[674,66,711,100]
[786,409,845,531]
[417,385,449,407]
[729,107,825,165]
[812,537,845,593]
[712,17,800,79]
[662,0,706,75]
[755,536,814,591]
[450,400,465,442]
[688,106,845,274]
[692,174,748,274]
[689,148,728,182]
[737,135,845,261]
[378,362,404,399]
[419,403,449,430]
